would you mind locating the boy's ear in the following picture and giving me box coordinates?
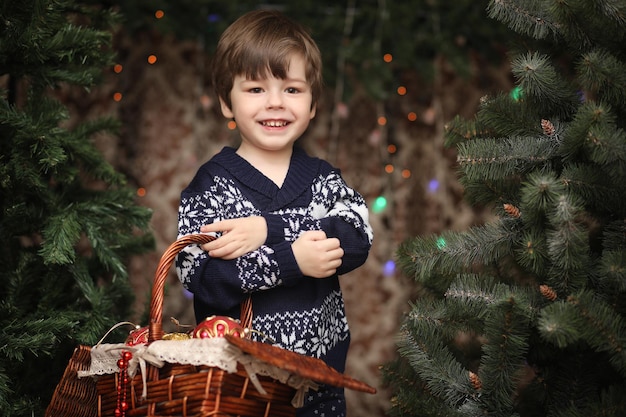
[219,97,234,118]
[309,104,316,119]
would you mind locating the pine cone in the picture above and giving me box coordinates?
[503,203,521,218]
[540,284,557,301]
[469,371,482,390]
[541,119,555,136]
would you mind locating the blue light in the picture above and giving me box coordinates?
[383,260,396,276]
[428,179,439,193]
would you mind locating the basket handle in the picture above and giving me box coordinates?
[148,234,253,342]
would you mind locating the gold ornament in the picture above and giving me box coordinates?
[163,332,191,340]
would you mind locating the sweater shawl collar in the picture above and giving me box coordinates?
[212,146,322,209]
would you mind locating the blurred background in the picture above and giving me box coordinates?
[84,1,514,414]
[1,0,522,415]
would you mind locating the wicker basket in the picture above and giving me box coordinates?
[46,234,375,417]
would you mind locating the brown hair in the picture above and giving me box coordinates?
[211,10,323,109]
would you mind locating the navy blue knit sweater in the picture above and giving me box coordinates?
[176,146,372,416]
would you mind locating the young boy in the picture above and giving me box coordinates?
[176,10,373,416]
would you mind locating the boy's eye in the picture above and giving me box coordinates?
[285,87,300,94]
[249,87,263,93]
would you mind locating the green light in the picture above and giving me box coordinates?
[510,86,523,101]
[436,237,447,250]
[372,196,387,213]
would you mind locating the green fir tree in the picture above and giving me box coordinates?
[0,1,153,415]
[385,0,626,416]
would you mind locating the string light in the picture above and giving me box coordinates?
[510,86,522,101]
[155,10,165,19]
[436,236,447,250]
[147,54,158,64]
[227,120,237,130]
[113,64,123,74]
[383,53,393,63]
[428,179,439,192]
[387,144,397,154]
[407,112,417,122]
[397,86,407,96]
[113,92,122,102]
[401,169,411,179]
[385,164,394,174]
[137,187,146,197]
[377,116,387,126]
[383,260,396,277]
[372,196,387,213]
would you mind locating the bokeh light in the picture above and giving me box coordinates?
[372,196,387,213]
[510,86,522,101]
[383,260,396,277]
[428,178,439,192]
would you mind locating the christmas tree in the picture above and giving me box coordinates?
[0,1,153,415]
[385,0,626,416]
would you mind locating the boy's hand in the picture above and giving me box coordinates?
[200,216,267,259]
[292,230,344,278]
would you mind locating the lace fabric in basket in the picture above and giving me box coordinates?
[78,337,317,407]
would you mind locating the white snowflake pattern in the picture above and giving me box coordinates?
[253,290,348,358]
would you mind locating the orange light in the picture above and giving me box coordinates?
[387,144,397,154]
[147,55,157,64]
[137,187,147,197]
[401,169,411,179]
[377,116,387,126]
[383,53,393,63]
[397,86,407,95]
[227,120,237,130]
[385,164,394,173]
[113,64,123,74]
[113,92,122,102]
[407,112,417,121]
[155,10,165,19]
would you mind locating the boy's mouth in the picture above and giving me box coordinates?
[261,120,289,127]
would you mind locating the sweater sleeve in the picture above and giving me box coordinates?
[316,171,373,274]
[290,170,373,275]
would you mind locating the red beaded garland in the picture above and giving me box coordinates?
[115,350,132,417]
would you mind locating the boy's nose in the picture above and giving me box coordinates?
[266,90,284,109]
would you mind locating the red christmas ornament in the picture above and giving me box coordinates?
[125,325,149,346]
[192,316,245,339]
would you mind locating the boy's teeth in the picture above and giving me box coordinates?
[263,120,287,127]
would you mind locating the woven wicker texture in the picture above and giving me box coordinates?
[225,335,376,394]
[45,345,98,417]
[46,234,374,417]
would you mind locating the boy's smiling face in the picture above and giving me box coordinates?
[219,54,316,155]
